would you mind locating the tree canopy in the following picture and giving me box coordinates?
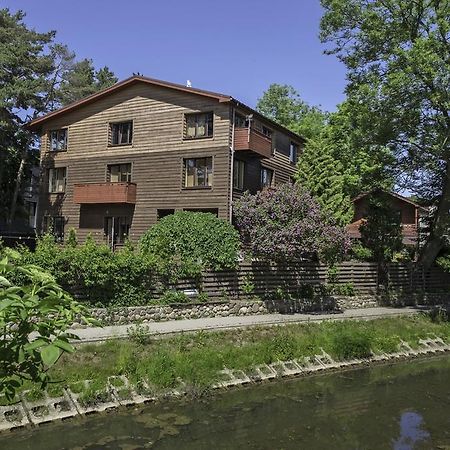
[256,83,328,140]
[0,8,117,227]
[320,0,450,266]
[295,135,354,226]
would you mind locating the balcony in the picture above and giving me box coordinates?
[73,182,137,204]
[234,127,272,158]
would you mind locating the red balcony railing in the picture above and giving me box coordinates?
[73,182,137,204]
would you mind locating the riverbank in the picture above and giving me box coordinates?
[5,354,449,449]
[1,314,449,425]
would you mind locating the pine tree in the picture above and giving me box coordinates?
[295,136,353,226]
[58,59,117,105]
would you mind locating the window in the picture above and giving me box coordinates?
[110,121,133,146]
[49,129,67,151]
[107,163,132,182]
[260,167,274,188]
[289,142,298,164]
[233,159,245,190]
[157,209,175,220]
[184,112,213,139]
[183,157,213,188]
[234,114,249,128]
[48,167,66,193]
[104,216,131,247]
[43,216,65,242]
[261,126,272,138]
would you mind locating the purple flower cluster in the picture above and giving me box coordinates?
[233,184,351,263]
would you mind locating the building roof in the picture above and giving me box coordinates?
[352,189,428,212]
[26,75,305,142]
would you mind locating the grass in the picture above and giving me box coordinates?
[13,314,450,405]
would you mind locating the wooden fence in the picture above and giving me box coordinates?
[169,262,450,298]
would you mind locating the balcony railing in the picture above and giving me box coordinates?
[234,127,272,158]
[73,182,137,204]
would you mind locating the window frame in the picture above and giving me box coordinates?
[260,166,274,189]
[104,216,131,246]
[261,125,273,138]
[233,159,245,191]
[47,167,67,194]
[182,156,214,189]
[49,128,68,152]
[109,121,133,147]
[183,112,214,140]
[289,141,298,164]
[107,163,132,183]
[43,215,65,242]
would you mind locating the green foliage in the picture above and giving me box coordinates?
[359,193,404,264]
[233,183,351,263]
[7,315,450,403]
[0,8,117,226]
[13,235,155,307]
[327,282,355,297]
[241,275,255,296]
[295,135,354,225]
[158,290,190,305]
[320,0,450,265]
[57,59,117,105]
[351,242,373,262]
[256,83,328,140]
[66,228,78,248]
[0,256,94,400]
[140,212,240,281]
[437,254,450,273]
[127,324,151,345]
[331,327,372,360]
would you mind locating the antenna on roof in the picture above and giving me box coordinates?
[186,80,192,88]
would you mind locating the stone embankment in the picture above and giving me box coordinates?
[76,293,450,327]
[1,337,449,433]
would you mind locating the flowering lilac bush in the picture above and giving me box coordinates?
[233,184,351,263]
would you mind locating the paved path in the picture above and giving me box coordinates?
[71,306,428,343]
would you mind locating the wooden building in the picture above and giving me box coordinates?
[347,190,428,246]
[27,75,304,246]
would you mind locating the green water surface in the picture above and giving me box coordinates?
[1,355,450,449]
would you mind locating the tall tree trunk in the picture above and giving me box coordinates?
[418,162,450,269]
[7,149,27,229]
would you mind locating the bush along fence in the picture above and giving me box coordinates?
[154,261,450,299]
[67,260,450,310]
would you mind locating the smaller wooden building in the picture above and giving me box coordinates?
[347,190,428,246]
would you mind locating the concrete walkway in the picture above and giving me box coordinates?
[71,306,428,343]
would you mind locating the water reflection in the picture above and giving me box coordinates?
[393,411,430,450]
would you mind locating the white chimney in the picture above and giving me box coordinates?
[186,80,192,88]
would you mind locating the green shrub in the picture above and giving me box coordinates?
[331,328,372,360]
[351,242,373,261]
[140,211,239,281]
[158,290,190,304]
[4,234,155,308]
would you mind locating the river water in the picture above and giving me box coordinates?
[2,355,450,449]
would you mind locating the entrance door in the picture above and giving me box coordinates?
[104,216,131,248]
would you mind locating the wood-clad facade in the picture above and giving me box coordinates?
[29,76,302,245]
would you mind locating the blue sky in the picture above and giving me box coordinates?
[7,0,347,112]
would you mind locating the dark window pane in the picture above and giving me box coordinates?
[261,167,273,188]
[110,122,133,145]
